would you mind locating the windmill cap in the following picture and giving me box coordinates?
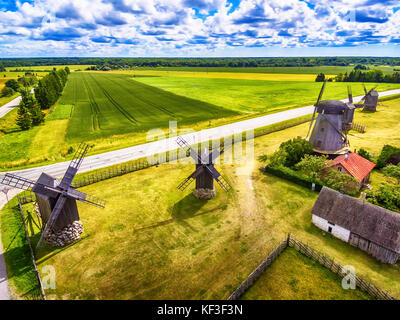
[316,99,348,114]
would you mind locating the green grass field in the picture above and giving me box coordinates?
[125,65,400,75]
[1,69,399,170]
[61,72,237,142]
[134,76,400,113]
[2,98,400,299]
[241,248,371,300]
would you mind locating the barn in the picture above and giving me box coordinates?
[312,187,400,264]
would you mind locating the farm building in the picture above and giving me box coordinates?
[329,152,376,189]
[312,187,400,264]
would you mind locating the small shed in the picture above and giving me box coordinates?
[329,152,376,189]
[312,187,400,264]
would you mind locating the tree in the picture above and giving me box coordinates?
[279,138,314,167]
[1,86,14,97]
[269,149,288,167]
[315,73,325,82]
[376,145,400,168]
[295,154,332,180]
[323,169,359,196]
[16,104,32,130]
[65,66,70,75]
[0,64,5,72]
[5,79,20,91]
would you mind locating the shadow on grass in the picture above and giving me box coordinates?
[133,193,224,233]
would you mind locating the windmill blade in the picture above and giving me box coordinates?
[316,81,326,107]
[205,165,231,192]
[307,81,326,138]
[363,83,368,95]
[177,167,204,191]
[360,86,378,102]
[36,195,67,248]
[347,85,353,103]
[59,143,89,190]
[0,173,36,191]
[306,107,317,138]
[176,136,203,164]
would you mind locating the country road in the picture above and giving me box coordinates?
[0,88,399,300]
[0,89,35,119]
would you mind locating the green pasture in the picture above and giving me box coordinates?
[241,248,370,300]
[2,98,400,300]
[134,76,400,113]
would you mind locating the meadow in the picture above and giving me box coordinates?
[122,65,400,75]
[1,68,400,170]
[2,97,400,300]
[241,248,371,300]
[133,75,400,113]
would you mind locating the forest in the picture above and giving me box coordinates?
[1,57,400,68]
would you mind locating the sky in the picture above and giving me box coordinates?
[0,0,399,57]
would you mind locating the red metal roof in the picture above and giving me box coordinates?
[330,153,376,183]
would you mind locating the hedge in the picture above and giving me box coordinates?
[264,164,323,192]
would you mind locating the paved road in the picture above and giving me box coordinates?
[0,89,35,119]
[0,88,399,300]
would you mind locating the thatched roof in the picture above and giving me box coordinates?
[312,187,400,253]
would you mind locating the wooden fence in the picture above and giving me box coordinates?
[288,235,396,300]
[350,122,366,133]
[227,237,289,300]
[228,234,396,300]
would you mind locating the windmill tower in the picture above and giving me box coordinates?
[176,136,231,199]
[306,82,356,156]
[355,85,379,112]
[0,143,105,247]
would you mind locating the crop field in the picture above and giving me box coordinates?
[133,75,400,113]
[2,98,400,300]
[7,65,93,72]
[122,65,400,75]
[61,72,238,141]
[1,68,400,170]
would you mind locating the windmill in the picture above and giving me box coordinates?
[176,136,231,199]
[354,84,379,112]
[306,82,356,156]
[0,143,105,247]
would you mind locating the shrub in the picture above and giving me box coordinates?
[278,138,313,167]
[382,164,400,183]
[5,79,20,91]
[315,73,325,82]
[357,148,372,161]
[366,184,400,212]
[295,154,332,180]
[1,86,14,97]
[376,145,400,168]
[322,170,359,196]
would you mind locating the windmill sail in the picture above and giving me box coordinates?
[307,81,326,138]
[60,143,89,190]
[0,173,36,191]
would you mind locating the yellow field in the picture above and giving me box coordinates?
[92,70,322,81]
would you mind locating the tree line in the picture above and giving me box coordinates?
[1,73,38,97]
[1,57,400,68]
[316,67,400,83]
[16,67,70,130]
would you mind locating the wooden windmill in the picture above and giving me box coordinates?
[355,84,379,112]
[0,143,105,247]
[306,82,356,156]
[176,136,231,199]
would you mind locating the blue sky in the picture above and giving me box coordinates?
[0,0,399,57]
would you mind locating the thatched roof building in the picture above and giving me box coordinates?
[312,187,400,264]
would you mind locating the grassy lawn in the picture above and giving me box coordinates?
[133,75,400,113]
[241,248,371,300]
[2,98,400,299]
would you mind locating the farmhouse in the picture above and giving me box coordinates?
[329,152,376,189]
[312,187,400,264]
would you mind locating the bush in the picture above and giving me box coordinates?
[278,138,313,167]
[376,145,400,168]
[295,154,331,180]
[1,86,14,97]
[382,164,400,183]
[264,165,323,191]
[357,148,372,161]
[366,184,400,212]
[322,170,359,197]
[315,73,325,82]
[5,79,20,91]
